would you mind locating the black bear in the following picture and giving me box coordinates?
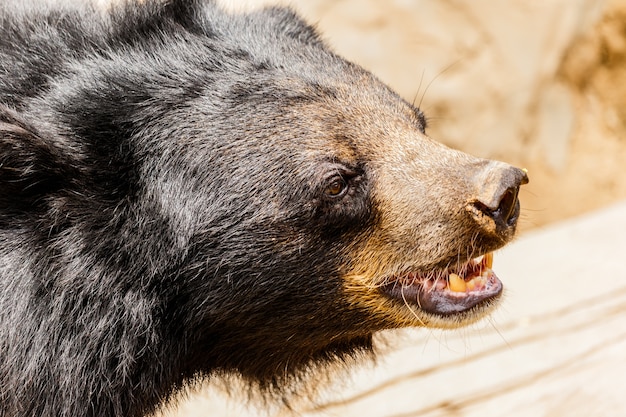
[0,0,528,416]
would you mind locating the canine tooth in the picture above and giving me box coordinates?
[484,252,493,268]
[448,273,466,292]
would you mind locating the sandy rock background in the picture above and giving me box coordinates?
[220,0,626,231]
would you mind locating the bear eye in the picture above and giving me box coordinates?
[325,178,348,197]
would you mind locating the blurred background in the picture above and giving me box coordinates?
[155,0,626,416]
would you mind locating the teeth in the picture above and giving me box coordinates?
[448,273,467,292]
[484,252,493,269]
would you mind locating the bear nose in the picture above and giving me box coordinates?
[470,165,529,228]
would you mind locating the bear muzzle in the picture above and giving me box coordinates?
[343,156,528,330]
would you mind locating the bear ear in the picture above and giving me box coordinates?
[0,106,73,210]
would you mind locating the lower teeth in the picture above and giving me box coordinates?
[448,273,466,292]
[448,271,491,293]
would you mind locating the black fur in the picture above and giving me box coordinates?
[0,1,390,416]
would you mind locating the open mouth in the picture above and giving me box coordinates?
[380,253,502,316]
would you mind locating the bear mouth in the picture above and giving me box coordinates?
[380,253,502,316]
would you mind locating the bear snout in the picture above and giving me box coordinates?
[341,149,529,330]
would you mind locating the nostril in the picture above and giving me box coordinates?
[471,185,521,228]
[497,186,520,225]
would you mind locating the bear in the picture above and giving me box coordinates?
[0,0,528,416]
